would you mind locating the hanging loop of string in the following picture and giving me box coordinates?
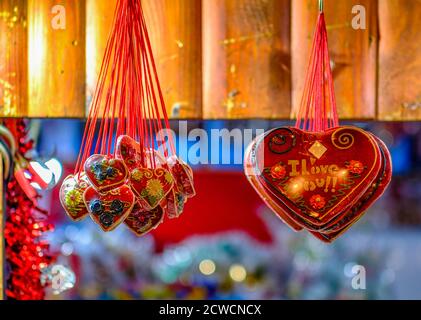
[295,1,338,133]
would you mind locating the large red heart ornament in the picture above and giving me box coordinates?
[245,126,392,242]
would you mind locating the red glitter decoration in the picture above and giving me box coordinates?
[4,120,56,300]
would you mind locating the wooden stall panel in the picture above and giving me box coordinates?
[203,0,291,119]
[0,0,27,117]
[378,0,421,121]
[86,0,117,110]
[27,0,85,117]
[87,0,202,119]
[291,0,378,120]
[143,0,202,119]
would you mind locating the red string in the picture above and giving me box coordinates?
[99,4,130,155]
[74,0,123,175]
[75,0,175,174]
[139,4,176,156]
[295,12,339,133]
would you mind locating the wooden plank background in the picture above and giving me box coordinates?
[378,0,421,120]
[87,0,202,119]
[0,0,420,120]
[86,0,117,112]
[143,0,202,119]
[291,0,378,120]
[27,0,86,117]
[0,0,27,117]
[203,0,291,119]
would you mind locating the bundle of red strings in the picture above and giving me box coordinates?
[77,0,175,166]
[295,12,339,132]
[60,0,195,234]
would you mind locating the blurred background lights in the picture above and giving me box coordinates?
[60,242,74,256]
[41,264,76,296]
[51,265,76,295]
[199,259,216,276]
[229,264,247,282]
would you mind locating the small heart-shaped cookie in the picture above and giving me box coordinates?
[167,155,195,198]
[84,185,135,232]
[84,154,128,192]
[130,167,174,209]
[165,189,187,219]
[116,135,168,169]
[116,135,142,170]
[124,202,164,236]
[60,173,90,221]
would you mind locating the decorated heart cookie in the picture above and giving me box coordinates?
[167,155,195,198]
[116,135,142,170]
[60,173,90,221]
[116,135,168,169]
[130,167,174,209]
[257,130,383,232]
[245,126,392,241]
[84,154,128,192]
[165,189,187,219]
[254,127,382,229]
[124,202,164,236]
[84,185,135,232]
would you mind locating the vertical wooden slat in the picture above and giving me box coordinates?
[27,0,85,117]
[0,0,27,117]
[143,0,202,119]
[86,0,117,110]
[87,0,202,119]
[203,0,291,119]
[378,0,421,121]
[291,0,378,120]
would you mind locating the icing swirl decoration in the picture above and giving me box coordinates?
[331,128,355,150]
[268,128,296,155]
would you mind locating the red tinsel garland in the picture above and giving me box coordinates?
[4,120,55,300]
